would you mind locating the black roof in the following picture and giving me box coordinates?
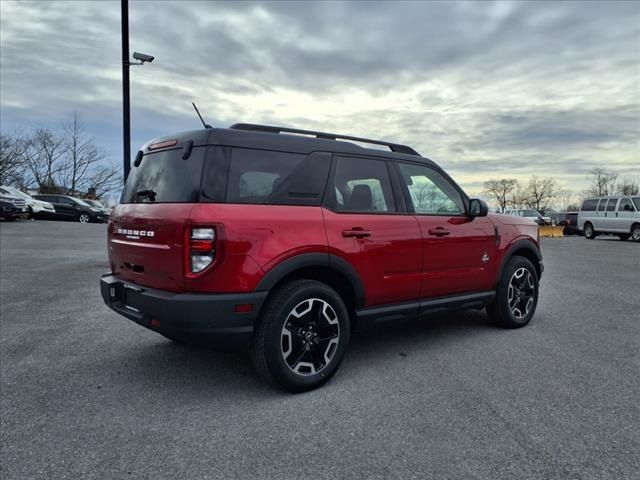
[142,123,436,166]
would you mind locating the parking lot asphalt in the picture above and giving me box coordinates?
[1,220,639,480]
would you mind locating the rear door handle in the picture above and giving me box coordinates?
[342,228,371,238]
[428,227,451,237]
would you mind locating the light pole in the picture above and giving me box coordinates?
[121,0,154,183]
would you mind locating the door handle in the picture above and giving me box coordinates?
[342,228,371,238]
[428,227,451,237]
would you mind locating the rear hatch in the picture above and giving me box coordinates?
[108,133,208,292]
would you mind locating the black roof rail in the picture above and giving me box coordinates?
[229,123,420,156]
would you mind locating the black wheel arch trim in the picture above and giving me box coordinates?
[497,239,543,283]
[255,252,366,308]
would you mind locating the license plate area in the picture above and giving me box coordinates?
[109,283,144,317]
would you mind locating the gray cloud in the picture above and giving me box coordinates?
[1,0,638,197]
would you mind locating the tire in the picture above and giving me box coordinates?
[583,222,596,240]
[617,234,630,241]
[78,213,90,223]
[487,256,539,329]
[632,224,640,243]
[251,279,350,392]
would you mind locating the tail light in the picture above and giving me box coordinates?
[186,227,218,276]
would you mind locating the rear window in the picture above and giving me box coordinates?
[581,199,598,211]
[121,147,205,203]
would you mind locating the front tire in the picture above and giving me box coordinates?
[487,256,539,329]
[632,224,640,243]
[251,280,350,392]
[583,222,596,239]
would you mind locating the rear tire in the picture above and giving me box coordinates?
[487,256,539,329]
[79,213,90,223]
[583,222,596,239]
[251,280,350,392]
[632,224,640,243]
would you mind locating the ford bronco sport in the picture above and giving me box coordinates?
[101,124,543,392]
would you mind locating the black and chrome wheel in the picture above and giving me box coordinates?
[251,280,350,392]
[507,267,536,320]
[281,298,340,376]
[583,222,595,239]
[487,256,539,328]
[79,213,90,223]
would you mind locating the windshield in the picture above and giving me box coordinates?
[3,188,30,200]
[520,210,539,216]
[121,146,204,203]
[73,198,93,208]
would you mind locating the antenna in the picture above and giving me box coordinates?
[192,102,212,129]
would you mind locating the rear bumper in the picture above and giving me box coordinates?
[100,274,267,349]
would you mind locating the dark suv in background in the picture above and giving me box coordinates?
[101,123,543,392]
[33,195,105,223]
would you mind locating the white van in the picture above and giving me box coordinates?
[578,197,640,242]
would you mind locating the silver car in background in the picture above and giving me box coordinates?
[578,196,640,242]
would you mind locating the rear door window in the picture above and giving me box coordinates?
[606,198,618,211]
[121,146,205,203]
[597,199,606,212]
[327,156,396,213]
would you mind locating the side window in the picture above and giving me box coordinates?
[618,198,634,212]
[330,156,396,213]
[396,162,465,215]
[597,199,606,212]
[581,199,598,211]
[606,198,618,211]
[224,149,330,206]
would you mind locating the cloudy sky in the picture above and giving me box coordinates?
[1,0,638,197]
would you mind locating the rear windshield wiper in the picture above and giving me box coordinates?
[133,189,156,202]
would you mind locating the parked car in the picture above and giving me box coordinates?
[0,188,29,220]
[550,212,580,235]
[0,185,56,219]
[578,197,640,242]
[504,209,550,225]
[32,194,106,223]
[84,199,110,218]
[101,123,543,392]
[0,196,29,221]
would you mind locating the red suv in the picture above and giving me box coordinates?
[101,124,543,391]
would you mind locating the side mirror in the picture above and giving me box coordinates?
[469,198,489,218]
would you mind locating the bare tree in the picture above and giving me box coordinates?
[525,176,557,211]
[0,133,29,185]
[23,128,66,191]
[59,113,117,196]
[586,167,618,197]
[508,183,529,209]
[483,178,518,213]
[557,189,575,211]
[616,176,639,196]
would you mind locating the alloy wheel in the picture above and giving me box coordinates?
[280,298,340,376]
[79,214,90,223]
[508,267,536,319]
